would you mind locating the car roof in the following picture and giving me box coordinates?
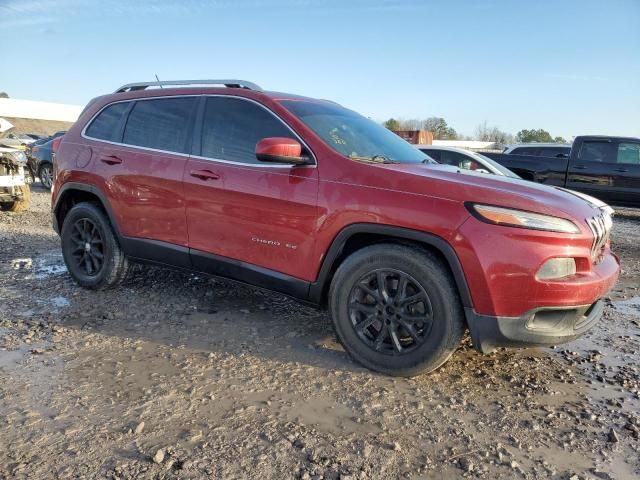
[417,145,477,154]
[103,86,330,104]
[507,143,572,148]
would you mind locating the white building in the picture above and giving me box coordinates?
[0,98,83,135]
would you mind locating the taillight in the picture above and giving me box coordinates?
[52,136,63,153]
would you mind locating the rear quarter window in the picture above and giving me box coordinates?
[85,102,130,142]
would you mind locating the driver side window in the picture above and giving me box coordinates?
[200,97,297,164]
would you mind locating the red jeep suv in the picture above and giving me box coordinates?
[52,79,619,376]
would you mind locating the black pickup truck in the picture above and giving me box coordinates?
[485,135,640,207]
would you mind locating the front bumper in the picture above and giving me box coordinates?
[466,299,604,353]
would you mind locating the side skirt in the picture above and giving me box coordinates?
[121,237,312,303]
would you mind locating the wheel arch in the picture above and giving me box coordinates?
[309,224,473,310]
[53,182,121,238]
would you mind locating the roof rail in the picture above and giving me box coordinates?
[114,79,263,93]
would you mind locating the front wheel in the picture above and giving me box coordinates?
[329,244,465,377]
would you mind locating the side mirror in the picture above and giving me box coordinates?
[255,137,310,165]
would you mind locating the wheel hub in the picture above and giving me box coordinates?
[69,218,105,277]
[348,268,434,355]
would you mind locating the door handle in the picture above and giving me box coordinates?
[573,165,587,170]
[614,168,628,173]
[100,155,122,165]
[190,169,220,180]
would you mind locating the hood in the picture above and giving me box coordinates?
[376,163,601,221]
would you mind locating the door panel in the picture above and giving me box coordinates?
[567,140,640,206]
[566,140,616,203]
[93,144,190,246]
[89,96,197,247]
[184,95,320,281]
[610,142,640,206]
[184,160,319,280]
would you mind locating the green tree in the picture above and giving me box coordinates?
[383,118,401,131]
[421,117,458,140]
[553,136,567,143]
[0,92,8,98]
[515,129,554,143]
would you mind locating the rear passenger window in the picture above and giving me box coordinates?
[85,102,129,142]
[617,143,640,165]
[200,97,296,164]
[123,97,196,154]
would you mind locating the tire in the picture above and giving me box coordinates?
[38,162,53,190]
[329,243,465,377]
[1,185,31,212]
[61,202,130,290]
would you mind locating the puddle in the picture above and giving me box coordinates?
[614,296,640,317]
[49,296,70,308]
[0,334,50,372]
[12,253,68,280]
[11,258,33,270]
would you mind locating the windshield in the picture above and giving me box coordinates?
[280,100,430,164]
[475,153,521,178]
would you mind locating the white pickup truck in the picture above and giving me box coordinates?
[0,146,30,212]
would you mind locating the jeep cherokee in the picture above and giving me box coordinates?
[52,79,619,376]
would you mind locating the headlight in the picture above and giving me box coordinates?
[467,203,581,234]
[11,151,27,165]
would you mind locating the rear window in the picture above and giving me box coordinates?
[85,102,129,142]
[122,97,197,154]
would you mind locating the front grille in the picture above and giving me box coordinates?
[586,212,612,262]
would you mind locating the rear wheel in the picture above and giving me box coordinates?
[329,244,464,376]
[61,202,130,290]
[38,162,53,190]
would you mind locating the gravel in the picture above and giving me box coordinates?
[1,187,639,479]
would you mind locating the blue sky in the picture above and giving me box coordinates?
[2,0,638,139]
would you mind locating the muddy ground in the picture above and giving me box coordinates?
[1,188,639,480]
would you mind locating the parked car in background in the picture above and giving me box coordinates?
[418,145,521,178]
[27,131,66,189]
[28,131,66,150]
[0,129,33,150]
[503,143,572,158]
[51,79,619,376]
[0,146,30,211]
[486,135,640,207]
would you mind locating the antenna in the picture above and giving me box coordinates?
[155,74,162,88]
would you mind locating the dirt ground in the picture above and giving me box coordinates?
[1,188,639,480]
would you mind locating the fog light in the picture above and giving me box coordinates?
[536,258,577,280]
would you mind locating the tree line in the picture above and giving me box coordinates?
[383,117,567,144]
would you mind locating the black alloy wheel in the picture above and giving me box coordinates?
[69,218,105,276]
[348,269,433,355]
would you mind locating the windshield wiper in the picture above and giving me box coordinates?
[349,154,397,164]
